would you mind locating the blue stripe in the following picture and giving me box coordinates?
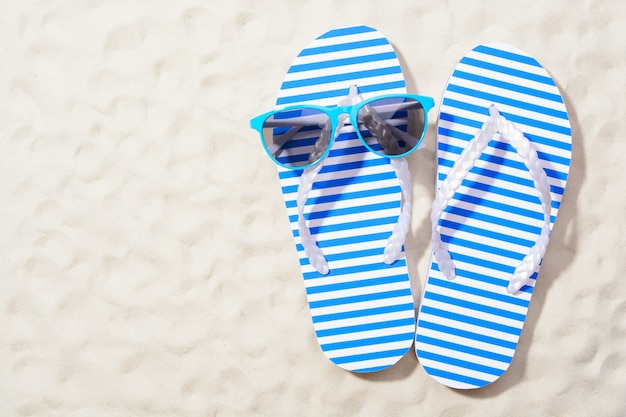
[439,218,535,248]
[428,277,530,308]
[460,57,554,85]
[288,52,398,73]
[417,320,518,350]
[306,274,409,295]
[282,170,396,194]
[442,171,563,201]
[332,348,409,365]
[438,251,514,276]
[276,81,406,105]
[320,157,389,174]
[436,254,539,289]
[439,112,572,152]
[317,25,376,39]
[297,215,398,238]
[438,172,562,205]
[438,153,540,185]
[451,70,562,102]
[439,142,569,181]
[443,204,542,235]
[424,292,526,322]
[299,38,389,57]
[303,258,406,281]
[279,154,391,180]
[312,170,397,190]
[473,45,542,67]
[299,247,384,265]
[442,98,571,136]
[289,186,399,209]
[447,84,568,120]
[417,335,513,363]
[441,234,526,263]
[289,200,400,223]
[353,364,390,373]
[315,317,414,337]
[321,332,413,351]
[297,231,392,251]
[421,366,490,387]
[282,66,402,89]
[418,351,505,377]
[312,303,414,323]
[277,142,373,168]
[309,289,412,310]
[432,263,534,294]
[419,305,522,335]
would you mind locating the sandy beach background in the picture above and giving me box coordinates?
[1,1,624,416]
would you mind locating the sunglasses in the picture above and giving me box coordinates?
[250,93,435,170]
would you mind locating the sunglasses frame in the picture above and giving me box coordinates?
[250,93,435,170]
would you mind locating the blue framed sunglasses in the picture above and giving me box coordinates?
[250,93,435,170]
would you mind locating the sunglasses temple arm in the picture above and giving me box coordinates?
[267,125,301,157]
[389,124,420,149]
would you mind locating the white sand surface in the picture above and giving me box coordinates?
[1,1,624,416]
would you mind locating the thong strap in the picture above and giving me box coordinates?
[431,105,553,294]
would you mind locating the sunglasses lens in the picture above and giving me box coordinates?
[262,108,331,169]
[357,97,426,157]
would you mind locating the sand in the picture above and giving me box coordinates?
[1,1,624,416]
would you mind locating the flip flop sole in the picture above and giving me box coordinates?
[273,25,416,373]
[415,43,572,388]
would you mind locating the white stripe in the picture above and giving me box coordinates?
[338,355,406,372]
[426,268,533,303]
[294,224,397,247]
[303,207,400,230]
[437,129,572,170]
[425,281,529,317]
[454,61,561,95]
[317,324,415,346]
[449,75,567,115]
[444,90,571,129]
[417,311,521,344]
[283,59,400,83]
[417,326,515,358]
[313,310,415,332]
[416,352,504,386]
[305,266,409,289]
[440,210,541,243]
[306,281,411,303]
[326,340,412,361]
[438,224,538,259]
[287,194,401,220]
[417,341,509,371]
[421,297,525,330]
[291,45,393,66]
[310,295,414,318]
[305,31,385,49]
[438,106,572,149]
[467,50,549,77]
[278,74,405,100]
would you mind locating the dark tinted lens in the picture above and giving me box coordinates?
[356,97,426,157]
[262,108,331,168]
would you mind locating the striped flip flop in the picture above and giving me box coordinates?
[415,43,572,388]
[257,25,424,372]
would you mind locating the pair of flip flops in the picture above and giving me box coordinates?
[250,25,572,389]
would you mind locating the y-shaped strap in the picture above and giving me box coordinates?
[297,86,413,275]
[431,105,552,293]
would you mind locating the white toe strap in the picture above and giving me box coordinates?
[431,105,552,294]
[298,156,412,275]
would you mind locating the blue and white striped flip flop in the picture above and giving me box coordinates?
[253,25,431,372]
[415,43,572,388]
